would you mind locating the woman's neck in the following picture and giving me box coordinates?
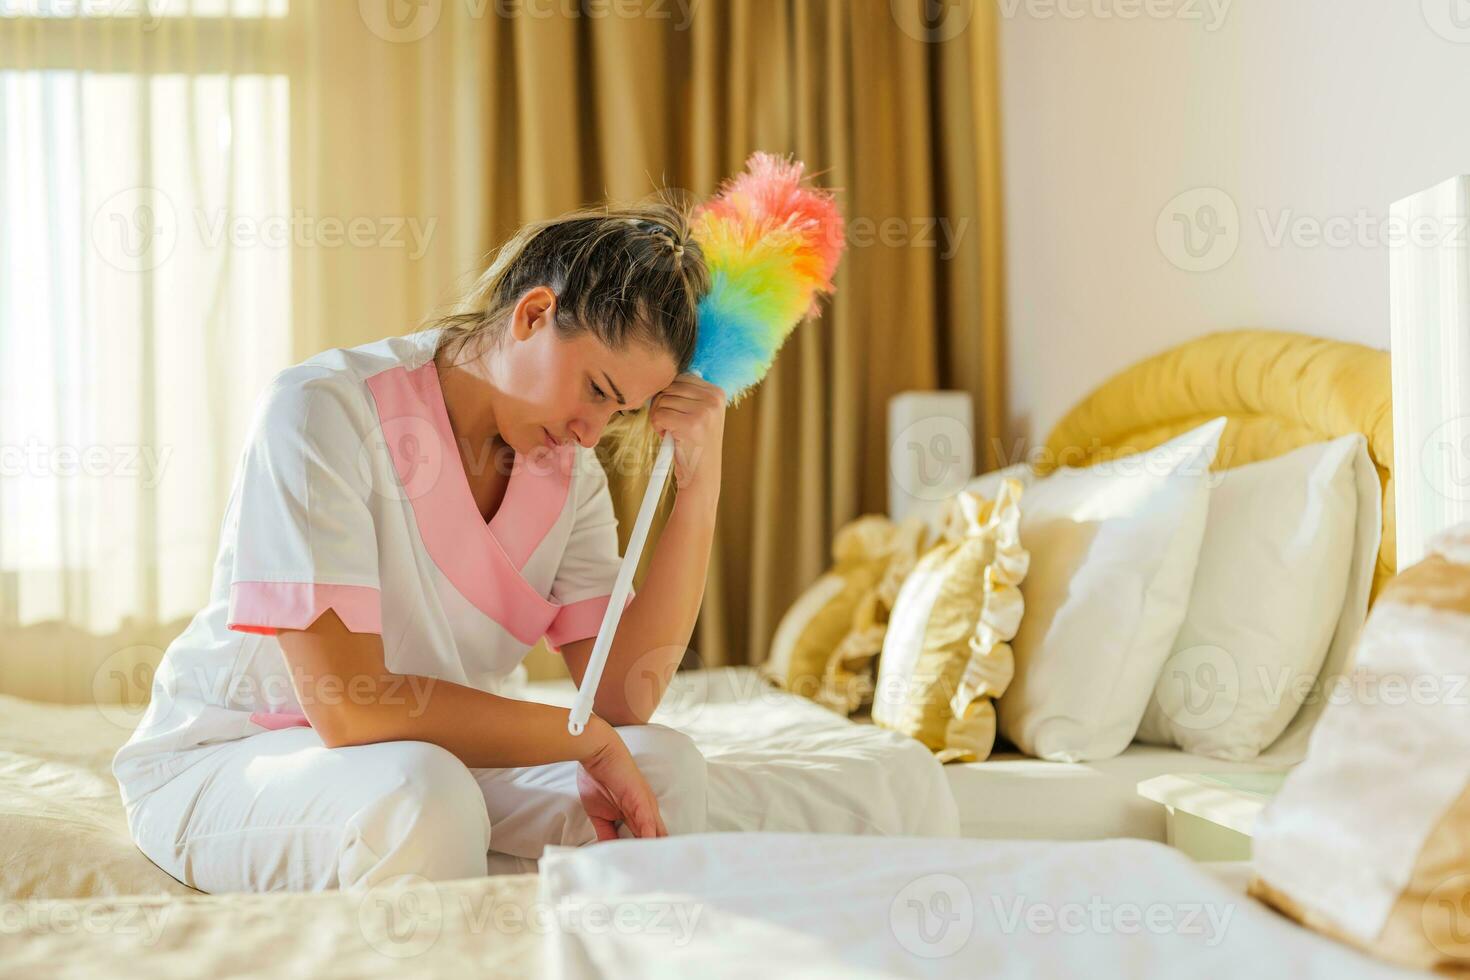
[434,345,502,456]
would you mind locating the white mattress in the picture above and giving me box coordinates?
[945,745,1286,841]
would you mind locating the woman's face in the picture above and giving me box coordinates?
[489,286,680,455]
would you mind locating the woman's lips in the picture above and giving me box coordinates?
[542,427,560,450]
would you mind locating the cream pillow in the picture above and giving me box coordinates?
[872,480,1027,762]
[762,515,923,703]
[1136,435,1371,760]
[1250,524,1470,973]
[817,518,929,714]
[998,418,1225,762]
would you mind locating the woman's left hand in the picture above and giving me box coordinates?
[649,374,726,497]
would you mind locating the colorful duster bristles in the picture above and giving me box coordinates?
[565,152,844,738]
[689,152,846,404]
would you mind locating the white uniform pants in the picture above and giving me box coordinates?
[124,724,708,894]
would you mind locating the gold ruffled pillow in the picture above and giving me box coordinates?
[871,480,1027,762]
[762,514,928,704]
[816,518,930,714]
[1249,523,1470,973]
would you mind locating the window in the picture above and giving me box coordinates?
[1,2,291,632]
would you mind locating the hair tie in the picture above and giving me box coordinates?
[626,217,686,263]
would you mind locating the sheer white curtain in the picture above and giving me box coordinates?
[1,2,293,700]
[1,2,504,702]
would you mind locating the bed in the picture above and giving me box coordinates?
[0,681,1402,978]
[536,834,1427,978]
[0,328,1402,975]
[3,838,1409,979]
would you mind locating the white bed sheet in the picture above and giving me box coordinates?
[539,834,1426,979]
[519,667,1283,849]
[945,745,1286,841]
[517,667,959,839]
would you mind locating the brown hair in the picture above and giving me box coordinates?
[435,197,709,389]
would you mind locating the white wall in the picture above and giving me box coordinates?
[998,0,1470,447]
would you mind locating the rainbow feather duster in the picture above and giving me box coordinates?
[566,152,845,736]
[688,152,846,403]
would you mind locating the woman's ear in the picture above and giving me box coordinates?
[510,286,557,341]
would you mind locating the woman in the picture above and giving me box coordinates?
[113,202,725,893]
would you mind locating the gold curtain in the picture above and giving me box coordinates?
[0,0,1004,701]
[299,0,1007,672]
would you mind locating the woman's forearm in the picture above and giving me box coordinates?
[279,612,618,768]
[323,674,619,768]
[587,485,719,724]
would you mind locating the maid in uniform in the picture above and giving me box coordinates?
[113,204,724,893]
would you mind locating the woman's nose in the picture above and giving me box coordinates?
[571,404,625,447]
[568,419,600,449]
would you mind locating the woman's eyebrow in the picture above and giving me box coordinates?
[601,370,627,406]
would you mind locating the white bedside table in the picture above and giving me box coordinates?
[1136,772,1288,861]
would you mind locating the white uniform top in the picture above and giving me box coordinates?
[113,327,633,806]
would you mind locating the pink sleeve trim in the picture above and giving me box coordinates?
[227,582,382,636]
[249,711,312,730]
[545,589,636,651]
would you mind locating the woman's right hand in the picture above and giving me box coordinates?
[576,721,668,842]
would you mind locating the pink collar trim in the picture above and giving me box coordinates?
[365,358,576,645]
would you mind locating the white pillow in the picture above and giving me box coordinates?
[1135,436,1366,760]
[1256,438,1381,764]
[997,418,1225,762]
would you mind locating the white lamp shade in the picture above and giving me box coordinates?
[887,391,975,523]
[1390,174,1470,569]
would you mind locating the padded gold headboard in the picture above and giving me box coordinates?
[1039,329,1395,596]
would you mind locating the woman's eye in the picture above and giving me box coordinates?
[590,381,606,400]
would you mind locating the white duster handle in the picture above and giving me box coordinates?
[566,432,677,735]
